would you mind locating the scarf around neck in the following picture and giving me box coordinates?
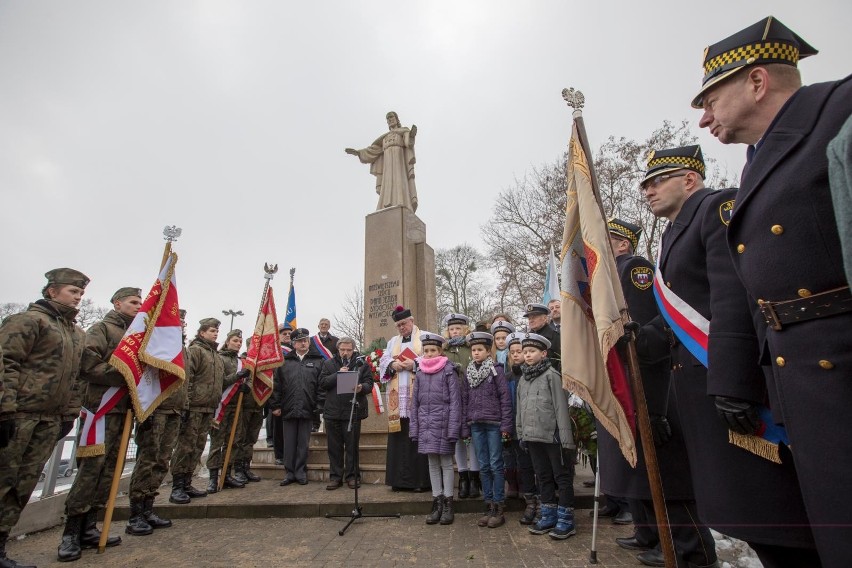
[521,359,551,381]
[466,358,494,389]
[419,356,448,374]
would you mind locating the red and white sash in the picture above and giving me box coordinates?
[214,359,243,426]
[77,386,127,457]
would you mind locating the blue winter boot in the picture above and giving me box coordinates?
[528,503,558,535]
[548,506,577,540]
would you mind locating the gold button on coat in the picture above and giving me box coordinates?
[736,244,746,253]
[776,356,786,367]
[819,360,834,370]
[798,289,812,298]
[771,225,784,235]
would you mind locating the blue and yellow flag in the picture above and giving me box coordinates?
[285,270,298,329]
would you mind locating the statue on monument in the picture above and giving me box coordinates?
[345,111,418,213]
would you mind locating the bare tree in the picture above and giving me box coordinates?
[75,299,110,330]
[0,303,27,324]
[333,284,365,352]
[435,244,499,324]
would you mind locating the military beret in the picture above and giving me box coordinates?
[607,218,642,251]
[45,268,90,289]
[110,287,142,303]
[642,145,706,186]
[290,327,310,342]
[226,329,243,340]
[692,16,817,108]
[199,317,221,329]
[420,331,445,348]
[391,305,412,322]
[466,331,494,348]
[490,320,516,335]
[441,313,471,328]
[523,303,549,318]
[505,332,522,347]
[521,332,551,351]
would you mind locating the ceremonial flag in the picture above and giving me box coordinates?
[77,386,126,457]
[559,117,637,467]
[110,253,186,423]
[214,359,243,426]
[245,287,284,406]
[284,278,297,330]
[542,245,560,305]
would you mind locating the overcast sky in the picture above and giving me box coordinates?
[1,1,849,336]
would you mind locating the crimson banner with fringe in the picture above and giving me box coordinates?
[245,287,284,405]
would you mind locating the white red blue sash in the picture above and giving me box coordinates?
[78,386,127,457]
[311,336,333,360]
[214,359,242,426]
[652,265,709,366]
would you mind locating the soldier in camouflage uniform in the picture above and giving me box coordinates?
[205,329,250,492]
[233,348,264,484]
[57,287,140,561]
[126,309,188,529]
[0,268,89,568]
[169,317,225,503]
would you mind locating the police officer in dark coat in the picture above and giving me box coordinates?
[695,16,852,567]
[644,145,818,567]
[597,220,711,567]
[523,303,561,371]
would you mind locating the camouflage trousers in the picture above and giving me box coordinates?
[129,411,180,501]
[0,418,60,533]
[235,407,264,462]
[65,412,124,516]
[205,404,237,470]
[170,410,212,476]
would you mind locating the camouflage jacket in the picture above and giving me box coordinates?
[186,337,225,412]
[0,300,85,420]
[79,309,132,416]
[217,348,243,409]
[155,344,188,414]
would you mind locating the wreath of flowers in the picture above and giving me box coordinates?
[365,348,386,388]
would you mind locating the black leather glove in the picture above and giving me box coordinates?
[0,419,16,449]
[648,414,672,446]
[58,420,75,441]
[236,368,251,380]
[715,396,761,435]
[239,381,251,394]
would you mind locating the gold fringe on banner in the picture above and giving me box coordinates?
[728,430,782,464]
[76,443,105,458]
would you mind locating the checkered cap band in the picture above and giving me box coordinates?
[608,222,639,250]
[647,155,705,177]
[704,41,799,81]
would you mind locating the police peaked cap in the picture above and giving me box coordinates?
[642,145,706,186]
[607,219,642,251]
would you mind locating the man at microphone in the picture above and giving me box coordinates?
[318,338,375,490]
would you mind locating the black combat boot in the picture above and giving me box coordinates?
[457,471,470,499]
[80,509,121,548]
[57,513,84,562]
[232,461,249,485]
[439,496,455,525]
[519,494,538,525]
[207,468,220,494]
[469,471,482,498]
[169,473,190,504]
[2,530,36,568]
[242,459,261,482]
[124,500,153,536]
[143,496,172,529]
[223,465,245,489]
[425,496,443,525]
[184,474,208,498]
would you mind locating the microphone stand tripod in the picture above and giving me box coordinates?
[325,378,400,535]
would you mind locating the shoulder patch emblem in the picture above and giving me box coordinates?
[719,199,735,226]
[630,266,653,290]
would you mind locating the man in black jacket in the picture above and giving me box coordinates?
[319,338,374,490]
[523,303,560,371]
[695,17,852,565]
[271,328,323,486]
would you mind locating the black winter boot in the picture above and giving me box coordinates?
[207,468,220,494]
[469,471,482,498]
[80,509,121,548]
[458,471,470,499]
[425,497,443,525]
[57,513,84,562]
[223,466,245,489]
[124,500,153,536]
[519,493,538,525]
[2,530,36,568]
[242,459,261,482]
[184,474,208,498]
[143,496,172,529]
[232,461,249,485]
[169,473,190,504]
[439,496,455,525]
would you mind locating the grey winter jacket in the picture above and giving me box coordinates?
[460,363,512,438]
[409,359,461,455]
[516,365,575,449]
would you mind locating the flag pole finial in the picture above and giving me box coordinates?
[264,263,278,281]
[289,267,295,284]
[163,225,182,242]
[561,87,585,118]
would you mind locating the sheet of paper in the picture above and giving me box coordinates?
[336,371,359,395]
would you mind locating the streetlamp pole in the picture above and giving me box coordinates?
[222,309,244,332]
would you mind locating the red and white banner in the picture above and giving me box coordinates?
[372,386,384,415]
[110,252,186,423]
[245,287,284,406]
[214,359,243,426]
[77,386,127,457]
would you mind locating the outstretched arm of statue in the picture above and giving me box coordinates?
[344,147,358,156]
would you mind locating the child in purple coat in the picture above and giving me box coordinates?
[461,332,512,528]
[409,331,462,525]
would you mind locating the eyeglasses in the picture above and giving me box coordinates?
[641,173,687,191]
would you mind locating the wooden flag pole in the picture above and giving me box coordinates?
[98,228,181,553]
[218,263,278,491]
[563,89,676,568]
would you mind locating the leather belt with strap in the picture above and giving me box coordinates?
[758,286,852,331]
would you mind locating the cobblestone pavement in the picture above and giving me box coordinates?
[8,510,642,568]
